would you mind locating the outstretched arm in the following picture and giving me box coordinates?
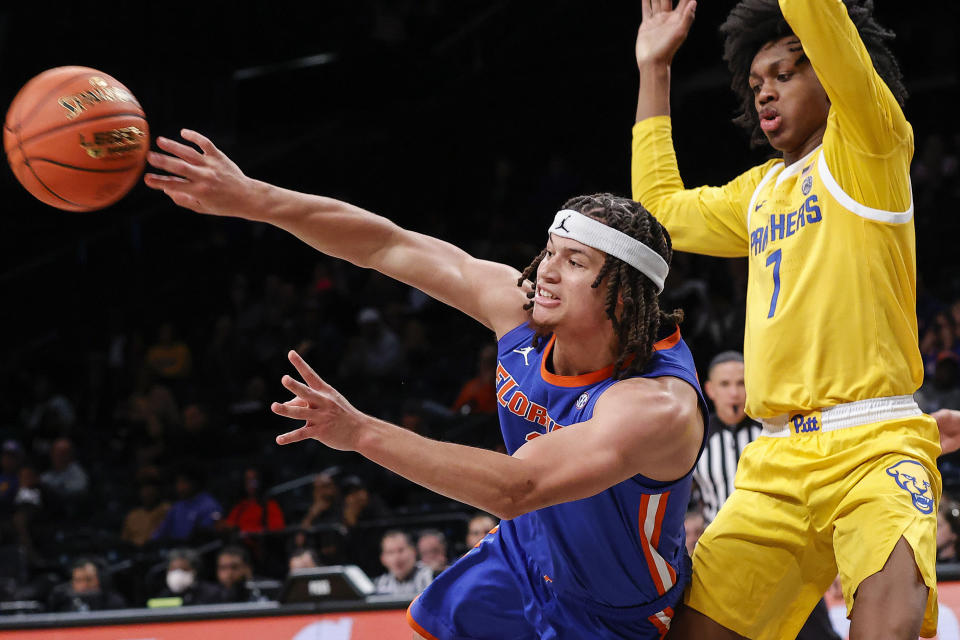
[272,351,703,520]
[145,131,529,337]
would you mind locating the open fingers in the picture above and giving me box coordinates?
[180,129,220,157]
[143,173,189,190]
[281,374,323,402]
[146,150,204,180]
[156,136,206,165]
[641,0,651,19]
[288,350,329,390]
[658,0,672,13]
[276,426,312,446]
[271,400,314,421]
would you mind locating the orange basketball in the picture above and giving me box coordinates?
[3,66,149,212]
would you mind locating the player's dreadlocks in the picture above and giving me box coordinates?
[517,194,683,380]
[720,0,907,148]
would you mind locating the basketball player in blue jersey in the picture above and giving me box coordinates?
[633,0,939,638]
[144,136,708,638]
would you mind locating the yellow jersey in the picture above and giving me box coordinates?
[631,0,921,419]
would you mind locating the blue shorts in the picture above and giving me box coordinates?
[407,525,686,639]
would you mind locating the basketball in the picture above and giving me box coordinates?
[3,66,149,212]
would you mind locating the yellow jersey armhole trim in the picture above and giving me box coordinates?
[817,153,913,224]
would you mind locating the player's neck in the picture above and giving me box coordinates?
[549,332,618,377]
[781,126,826,167]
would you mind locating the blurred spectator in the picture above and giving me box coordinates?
[120,383,180,468]
[12,463,44,557]
[151,465,222,542]
[0,440,24,515]
[300,472,341,530]
[684,509,707,556]
[174,402,221,460]
[416,529,449,575]
[40,437,89,511]
[155,548,223,605]
[373,530,432,596]
[915,352,960,414]
[295,471,347,564]
[216,545,266,603]
[939,497,960,562]
[223,467,285,535]
[47,558,125,612]
[121,469,170,547]
[341,476,377,528]
[465,512,498,549]
[920,311,960,377]
[21,375,77,439]
[288,548,320,572]
[145,322,193,380]
[451,344,498,415]
[338,307,403,381]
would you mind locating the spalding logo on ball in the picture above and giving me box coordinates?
[3,66,149,212]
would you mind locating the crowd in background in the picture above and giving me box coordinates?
[0,101,957,619]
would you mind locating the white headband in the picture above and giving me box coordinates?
[548,209,669,293]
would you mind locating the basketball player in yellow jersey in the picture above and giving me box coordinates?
[632,0,939,638]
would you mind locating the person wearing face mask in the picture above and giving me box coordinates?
[48,558,126,612]
[156,548,223,605]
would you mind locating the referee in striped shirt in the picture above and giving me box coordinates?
[693,351,839,640]
[694,351,761,521]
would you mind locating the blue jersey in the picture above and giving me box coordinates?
[495,322,708,609]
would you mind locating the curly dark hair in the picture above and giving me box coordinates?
[720,0,907,148]
[516,194,683,380]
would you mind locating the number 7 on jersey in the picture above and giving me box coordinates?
[766,248,782,319]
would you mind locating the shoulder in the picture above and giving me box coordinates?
[595,376,701,436]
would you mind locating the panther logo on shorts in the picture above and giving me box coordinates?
[886,460,934,514]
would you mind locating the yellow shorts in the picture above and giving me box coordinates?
[687,412,941,639]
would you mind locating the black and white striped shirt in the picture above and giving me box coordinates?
[694,415,762,521]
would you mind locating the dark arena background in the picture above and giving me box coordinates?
[0,2,958,639]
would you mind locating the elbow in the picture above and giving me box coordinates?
[490,474,539,521]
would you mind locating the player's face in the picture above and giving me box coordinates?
[749,36,830,163]
[532,236,608,332]
[704,361,746,426]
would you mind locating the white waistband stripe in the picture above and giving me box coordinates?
[759,395,921,437]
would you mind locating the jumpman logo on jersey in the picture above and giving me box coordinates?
[554,215,572,232]
[513,347,536,366]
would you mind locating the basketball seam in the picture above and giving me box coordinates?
[25,157,141,174]
[15,112,148,148]
[12,69,103,134]
[14,125,87,209]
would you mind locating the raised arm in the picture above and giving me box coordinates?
[779,0,909,155]
[145,131,529,337]
[272,351,704,520]
[779,0,912,214]
[634,0,697,122]
[632,1,758,258]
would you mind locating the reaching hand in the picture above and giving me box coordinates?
[636,0,697,67]
[271,350,366,451]
[144,129,258,218]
